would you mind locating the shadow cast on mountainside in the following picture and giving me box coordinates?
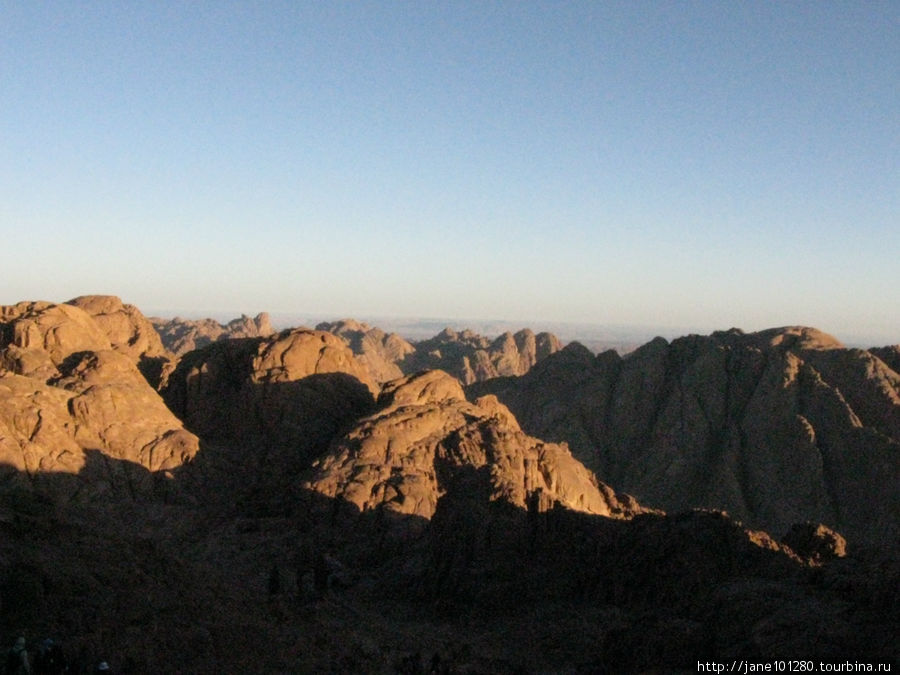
[467,338,900,553]
[161,345,377,466]
[0,436,898,671]
[159,371,380,523]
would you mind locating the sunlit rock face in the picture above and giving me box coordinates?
[472,326,900,547]
[1,301,112,366]
[66,295,168,363]
[782,521,848,563]
[870,344,900,379]
[0,300,199,501]
[315,321,562,385]
[150,312,275,356]
[305,370,644,534]
[405,327,563,385]
[66,294,175,387]
[315,319,415,385]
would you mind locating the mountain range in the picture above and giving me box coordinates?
[0,295,896,672]
[471,326,900,548]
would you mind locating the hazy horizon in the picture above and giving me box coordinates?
[135,303,889,349]
[2,3,897,345]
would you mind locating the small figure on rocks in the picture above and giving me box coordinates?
[5,637,31,675]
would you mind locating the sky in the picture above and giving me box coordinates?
[1,2,898,344]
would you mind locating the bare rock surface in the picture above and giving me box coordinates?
[316,322,562,385]
[161,329,377,491]
[0,300,199,501]
[66,295,168,363]
[151,312,274,356]
[472,326,900,547]
[1,301,112,366]
[407,327,562,384]
[315,319,415,384]
[306,370,643,529]
[0,300,896,672]
[870,344,900,377]
[67,294,174,386]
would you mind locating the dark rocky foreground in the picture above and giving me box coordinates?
[0,297,896,673]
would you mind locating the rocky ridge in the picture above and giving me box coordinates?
[160,328,378,505]
[315,321,562,385]
[151,312,274,356]
[403,326,562,384]
[871,344,900,376]
[471,326,900,547]
[155,313,563,385]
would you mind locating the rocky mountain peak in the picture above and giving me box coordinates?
[0,299,199,502]
[315,319,415,384]
[377,370,466,408]
[757,325,844,351]
[2,301,112,365]
[150,311,276,356]
[306,368,644,530]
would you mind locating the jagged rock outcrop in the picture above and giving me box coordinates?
[315,319,415,384]
[406,327,562,385]
[161,329,377,488]
[305,370,642,534]
[151,312,275,356]
[471,326,900,547]
[0,301,199,501]
[314,322,563,385]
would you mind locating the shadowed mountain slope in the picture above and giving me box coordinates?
[471,326,900,547]
[871,344,900,376]
[160,328,379,507]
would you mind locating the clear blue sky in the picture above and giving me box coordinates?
[2,2,897,344]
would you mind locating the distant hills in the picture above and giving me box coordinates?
[150,312,275,356]
[151,314,565,385]
[0,295,896,671]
